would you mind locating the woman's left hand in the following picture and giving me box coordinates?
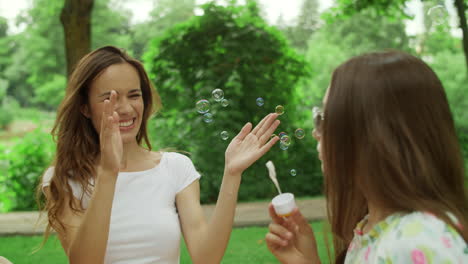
[224,113,280,175]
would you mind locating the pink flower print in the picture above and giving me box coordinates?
[441,236,452,248]
[364,246,371,261]
[411,249,427,264]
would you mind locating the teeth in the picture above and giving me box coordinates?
[119,119,134,127]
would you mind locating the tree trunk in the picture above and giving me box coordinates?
[454,0,468,76]
[60,0,94,78]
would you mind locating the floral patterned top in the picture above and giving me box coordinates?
[344,212,468,264]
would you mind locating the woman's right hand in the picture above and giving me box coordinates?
[99,90,123,175]
[265,204,321,264]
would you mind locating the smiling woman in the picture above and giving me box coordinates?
[36,46,281,264]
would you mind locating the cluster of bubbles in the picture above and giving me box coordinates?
[277,128,305,151]
[197,93,305,177]
[196,88,232,140]
[196,88,230,120]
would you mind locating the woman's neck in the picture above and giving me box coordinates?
[363,202,394,234]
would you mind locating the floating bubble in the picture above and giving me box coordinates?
[256,97,264,107]
[212,88,224,102]
[280,142,288,150]
[427,5,448,26]
[275,105,284,115]
[279,132,287,139]
[220,131,229,140]
[295,128,305,139]
[203,113,213,123]
[290,169,297,177]
[196,99,210,114]
[280,135,291,146]
[221,99,229,107]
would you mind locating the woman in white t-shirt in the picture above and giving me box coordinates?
[38,46,281,264]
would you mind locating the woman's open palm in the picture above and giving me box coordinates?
[224,113,280,175]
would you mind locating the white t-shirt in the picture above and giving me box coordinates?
[42,152,201,264]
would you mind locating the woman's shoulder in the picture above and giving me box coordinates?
[161,151,193,163]
[376,211,467,261]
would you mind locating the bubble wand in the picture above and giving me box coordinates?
[266,160,281,194]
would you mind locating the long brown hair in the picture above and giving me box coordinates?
[37,46,162,244]
[321,51,468,263]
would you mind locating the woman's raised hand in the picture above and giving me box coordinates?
[224,113,280,176]
[99,90,123,174]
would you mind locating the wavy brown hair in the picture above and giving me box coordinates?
[36,46,162,245]
[321,51,468,263]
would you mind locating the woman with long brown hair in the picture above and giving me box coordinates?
[265,51,468,263]
[38,46,281,263]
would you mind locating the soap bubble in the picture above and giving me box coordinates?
[220,131,229,140]
[256,97,264,107]
[275,105,284,115]
[280,135,291,146]
[221,99,229,107]
[279,132,287,139]
[427,5,448,26]
[196,99,210,114]
[280,142,288,150]
[290,169,297,177]
[295,128,305,139]
[203,113,213,123]
[212,89,224,102]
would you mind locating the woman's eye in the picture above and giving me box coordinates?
[130,94,141,98]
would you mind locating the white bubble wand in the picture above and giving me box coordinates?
[266,160,282,194]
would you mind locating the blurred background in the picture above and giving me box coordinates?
[0,0,467,213]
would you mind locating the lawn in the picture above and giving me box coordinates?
[0,222,330,264]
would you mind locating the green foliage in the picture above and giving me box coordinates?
[276,0,321,51]
[144,0,321,203]
[130,0,197,60]
[32,74,66,109]
[1,130,55,211]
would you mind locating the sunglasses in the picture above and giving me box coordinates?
[312,106,324,133]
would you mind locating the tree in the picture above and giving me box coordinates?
[275,0,321,51]
[60,0,94,77]
[2,0,133,109]
[130,0,196,60]
[331,0,468,75]
[144,0,319,202]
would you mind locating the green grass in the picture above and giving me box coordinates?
[0,222,330,264]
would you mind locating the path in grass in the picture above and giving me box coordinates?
[0,222,330,263]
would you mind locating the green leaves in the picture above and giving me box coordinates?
[144,1,318,203]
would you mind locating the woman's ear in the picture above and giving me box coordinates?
[80,104,90,119]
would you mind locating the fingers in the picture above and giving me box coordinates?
[234,122,252,141]
[256,113,279,137]
[265,231,289,248]
[290,208,309,228]
[269,203,284,224]
[269,222,294,242]
[259,119,280,145]
[259,135,280,156]
[251,113,271,135]
[111,110,120,131]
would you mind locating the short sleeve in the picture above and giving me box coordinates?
[41,167,55,191]
[376,213,468,263]
[167,152,201,194]
[40,166,89,207]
